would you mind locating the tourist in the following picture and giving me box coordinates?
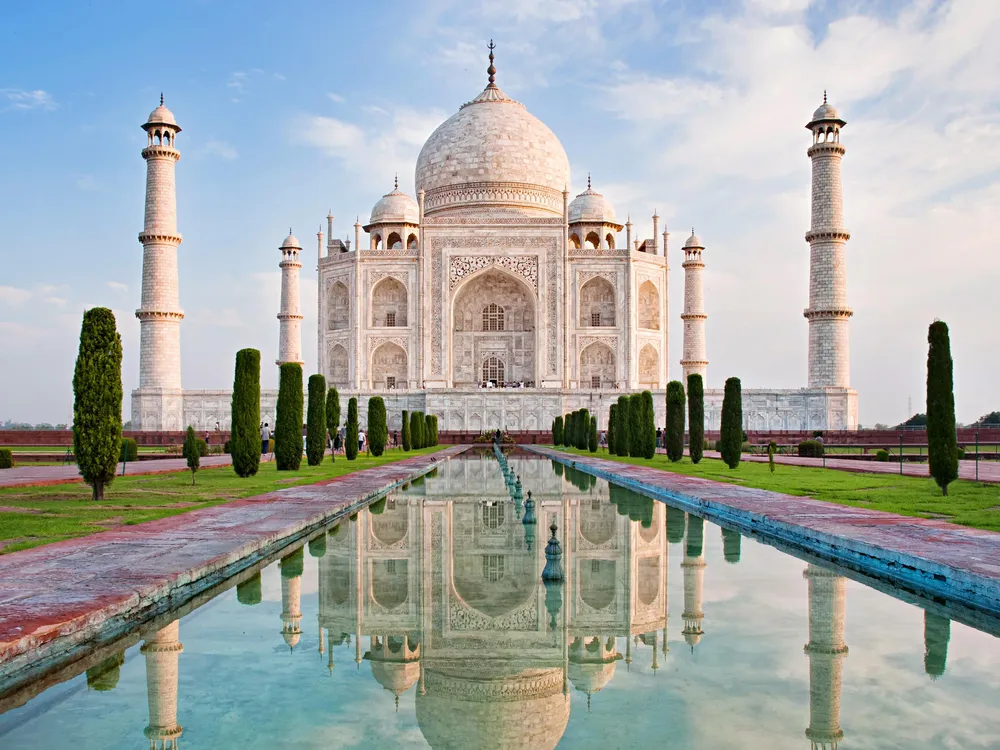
[359,429,366,453]
[393,430,399,448]
[333,430,342,455]
[260,422,270,458]
[656,427,663,450]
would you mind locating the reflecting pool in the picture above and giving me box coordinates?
[2,453,1000,749]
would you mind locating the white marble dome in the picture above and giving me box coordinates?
[810,98,842,123]
[415,83,570,216]
[280,231,301,250]
[144,98,179,129]
[683,231,704,249]
[369,184,419,226]
[568,183,619,226]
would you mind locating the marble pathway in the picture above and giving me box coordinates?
[0,446,463,690]
[704,450,1000,483]
[533,446,1000,617]
[0,454,235,489]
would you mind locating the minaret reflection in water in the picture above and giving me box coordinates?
[140,620,184,750]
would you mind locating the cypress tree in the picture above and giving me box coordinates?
[326,387,341,462]
[563,412,572,448]
[410,410,421,450]
[427,414,438,446]
[306,374,327,466]
[628,394,643,458]
[401,409,411,451]
[552,416,563,446]
[722,527,742,563]
[418,412,428,448]
[72,307,122,501]
[665,381,685,462]
[720,377,743,469]
[687,374,704,465]
[615,395,630,457]
[589,415,598,453]
[641,390,656,459]
[666,506,686,544]
[368,396,387,457]
[275,363,304,471]
[927,321,958,496]
[578,409,591,450]
[571,411,580,448]
[607,404,617,454]
[231,348,261,477]
[183,425,200,484]
[345,397,359,460]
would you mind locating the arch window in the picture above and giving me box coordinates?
[328,282,350,330]
[406,233,418,249]
[579,277,616,327]
[372,278,407,327]
[482,355,505,386]
[482,303,505,332]
[569,234,581,250]
[481,502,505,530]
[638,280,660,330]
[606,233,615,249]
[482,554,505,583]
[387,232,402,250]
[372,234,383,251]
[585,231,601,250]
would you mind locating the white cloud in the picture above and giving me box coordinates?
[327,92,345,103]
[0,286,31,305]
[107,281,128,292]
[1,88,56,111]
[203,139,238,159]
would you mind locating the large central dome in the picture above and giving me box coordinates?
[415,73,570,217]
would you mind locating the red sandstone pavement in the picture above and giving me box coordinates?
[0,446,463,689]
[703,450,1000,483]
[535,446,1000,613]
[0,454,235,489]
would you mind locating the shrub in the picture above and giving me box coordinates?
[552,416,564,446]
[927,320,958,496]
[236,572,262,606]
[183,426,200,484]
[308,534,327,558]
[641,391,656,459]
[563,412,573,448]
[401,409,411,451]
[719,377,743,469]
[306,374,327,466]
[368,396,387,457]
[427,415,439,446]
[666,505,686,544]
[275,363,304,471]
[410,411,422,450]
[589,415,598,453]
[196,439,209,457]
[957,446,966,461]
[628,394,644,458]
[798,439,825,458]
[687,374,704,464]
[119,438,138,462]
[0,448,13,469]
[768,441,776,473]
[326,387,341,463]
[576,409,590,450]
[223,440,231,454]
[615,395,630,457]
[73,307,123,501]
[346,398,359,460]
[876,449,890,462]
[231,348,261,478]
[665,382,685,462]
[607,404,617,454]
[280,547,304,579]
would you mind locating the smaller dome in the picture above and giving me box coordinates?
[568,660,618,695]
[282,631,301,648]
[280,230,301,250]
[369,181,419,226]
[144,95,180,131]
[683,230,704,249]
[809,93,843,124]
[371,660,420,696]
[568,178,620,227]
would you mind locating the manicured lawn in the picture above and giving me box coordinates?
[0,447,444,554]
[553,447,1000,532]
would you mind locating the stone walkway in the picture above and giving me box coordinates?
[704,450,1000,483]
[0,454,235,489]
[0,446,463,691]
[532,446,1000,618]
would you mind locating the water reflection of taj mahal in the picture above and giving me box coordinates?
[130,455,878,749]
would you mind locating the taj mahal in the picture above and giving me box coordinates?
[130,45,858,433]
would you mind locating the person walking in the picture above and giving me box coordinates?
[261,422,271,459]
[393,430,399,449]
[359,429,367,454]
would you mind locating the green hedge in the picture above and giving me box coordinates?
[798,439,824,458]
[589,415,598,453]
[607,404,617,454]
[687,374,704,464]
[275,363,304,471]
[665,381,685,462]
[306,374,327,466]
[183,426,201,484]
[119,438,138,462]
[0,448,13,469]
[401,409,411,451]
[368,396,387,456]
[426,414,439,446]
[628,394,643,458]
[927,320,958,495]
[326,387,341,463]
[231,348,261,477]
[615,395,630,457]
[719,377,743,469]
[876,449,890,462]
[346,398,359,460]
[640,391,656,459]
[553,416,564,446]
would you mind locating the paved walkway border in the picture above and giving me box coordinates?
[529,446,1000,619]
[0,454,235,489]
[0,446,466,697]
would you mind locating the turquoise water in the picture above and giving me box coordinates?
[2,453,1000,749]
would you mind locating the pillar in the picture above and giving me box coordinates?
[141,620,184,749]
[803,564,848,749]
[680,230,708,384]
[277,231,304,366]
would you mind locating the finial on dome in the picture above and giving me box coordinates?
[394,172,398,190]
[289,226,293,235]
[487,39,497,87]
[691,227,695,236]
[395,694,400,712]
[823,89,828,104]
[160,92,164,106]
[587,173,591,190]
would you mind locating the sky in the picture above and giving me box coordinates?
[1,0,998,427]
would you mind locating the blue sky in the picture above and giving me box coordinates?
[1,0,998,425]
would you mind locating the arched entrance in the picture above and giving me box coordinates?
[452,269,536,386]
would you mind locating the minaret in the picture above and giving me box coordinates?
[803,564,848,749]
[681,514,706,650]
[277,230,304,366]
[141,620,184,749]
[804,93,852,388]
[135,96,184,429]
[680,230,708,384]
